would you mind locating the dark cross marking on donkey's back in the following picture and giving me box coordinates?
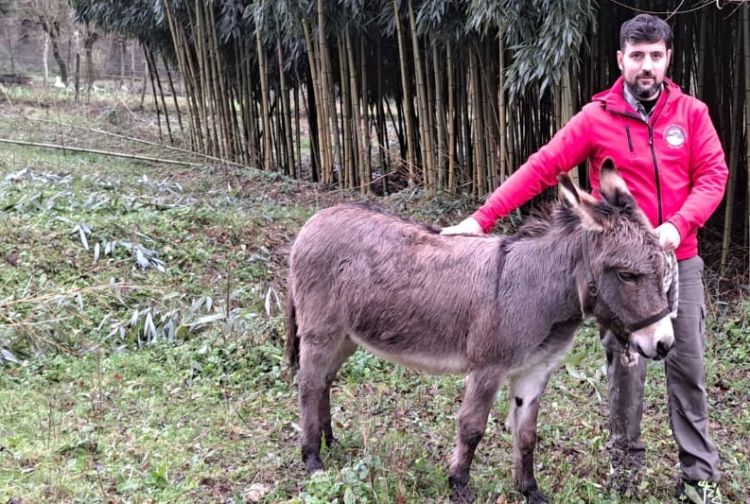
[286,159,675,504]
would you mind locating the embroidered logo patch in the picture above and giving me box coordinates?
[664,124,687,148]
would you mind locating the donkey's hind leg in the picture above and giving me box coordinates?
[448,366,505,503]
[507,362,558,504]
[320,337,357,447]
[298,333,354,474]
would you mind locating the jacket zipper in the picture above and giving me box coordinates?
[625,125,633,152]
[609,103,666,225]
[648,126,663,224]
[648,98,667,225]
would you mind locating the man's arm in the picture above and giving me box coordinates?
[443,107,593,235]
[666,103,728,242]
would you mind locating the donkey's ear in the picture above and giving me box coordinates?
[558,173,581,207]
[599,158,635,209]
[558,174,603,231]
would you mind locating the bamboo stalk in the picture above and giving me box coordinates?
[148,50,173,144]
[743,3,750,276]
[447,41,455,192]
[346,30,366,192]
[255,12,273,171]
[721,21,743,274]
[360,37,371,192]
[393,0,416,185]
[276,25,296,178]
[338,38,353,188]
[498,36,507,183]
[143,47,163,142]
[302,17,328,183]
[317,0,338,186]
[432,44,445,190]
[407,0,434,190]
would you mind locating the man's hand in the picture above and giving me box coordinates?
[441,217,484,235]
[655,222,681,251]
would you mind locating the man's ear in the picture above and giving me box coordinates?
[617,50,624,71]
[558,174,603,232]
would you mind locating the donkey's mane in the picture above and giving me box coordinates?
[343,201,586,242]
[514,203,581,240]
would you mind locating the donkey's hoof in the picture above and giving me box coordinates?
[525,489,549,504]
[304,455,324,474]
[450,485,474,504]
[323,433,338,448]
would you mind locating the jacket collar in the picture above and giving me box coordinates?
[594,76,682,119]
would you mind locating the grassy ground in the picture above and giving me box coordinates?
[0,87,748,503]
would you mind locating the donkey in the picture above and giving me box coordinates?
[286,161,675,503]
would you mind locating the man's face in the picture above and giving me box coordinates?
[617,40,671,100]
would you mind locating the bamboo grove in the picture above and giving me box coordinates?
[71,0,750,276]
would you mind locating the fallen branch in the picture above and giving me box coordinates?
[0,138,202,167]
[22,115,253,170]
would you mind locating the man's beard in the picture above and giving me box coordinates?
[626,72,662,100]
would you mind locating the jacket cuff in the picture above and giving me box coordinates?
[666,214,688,243]
[471,208,496,233]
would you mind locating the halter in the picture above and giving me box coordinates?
[580,232,673,342]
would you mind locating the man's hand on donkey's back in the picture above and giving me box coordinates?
[441,217,484,236]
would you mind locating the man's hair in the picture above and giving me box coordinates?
[620,14,672,50]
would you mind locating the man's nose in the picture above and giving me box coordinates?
[642,56,653,71]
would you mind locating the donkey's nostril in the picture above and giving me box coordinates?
[656,340,671,359]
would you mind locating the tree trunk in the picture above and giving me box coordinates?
[83,28,98,99]
[74,30,81,102]
[43,33,49,87]
[45,22,67,84]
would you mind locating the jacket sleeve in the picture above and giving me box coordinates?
[666,103,728,240]
[472,106,593,232]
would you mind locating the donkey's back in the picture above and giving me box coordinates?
[287,204,506,375]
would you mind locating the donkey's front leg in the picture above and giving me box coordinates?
[448,367,504,503]
[508,366,555,504]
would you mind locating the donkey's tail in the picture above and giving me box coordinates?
[285,291,300,375]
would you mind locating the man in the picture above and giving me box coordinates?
[442,14,726,504]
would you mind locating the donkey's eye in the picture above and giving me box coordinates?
[617,271,640,283]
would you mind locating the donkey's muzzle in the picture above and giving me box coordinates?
[655,340,672,360]
[630,315,674,361]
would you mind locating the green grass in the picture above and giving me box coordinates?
[0,90,748,503]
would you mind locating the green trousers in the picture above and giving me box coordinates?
[602,255,721,483]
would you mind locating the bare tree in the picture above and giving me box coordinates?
[18,0,72,83]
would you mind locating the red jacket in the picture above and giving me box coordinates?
[473,77,728,261]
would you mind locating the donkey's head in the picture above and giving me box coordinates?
[559,159,675,360]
